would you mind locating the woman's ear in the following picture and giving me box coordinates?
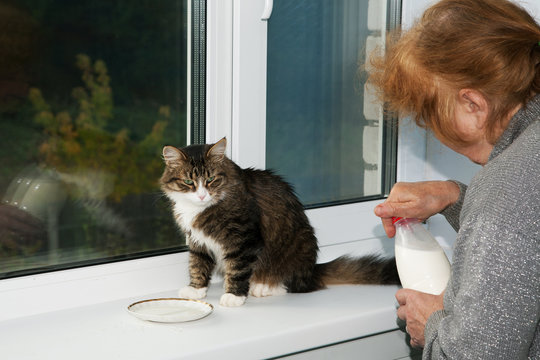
[458,89,488,129]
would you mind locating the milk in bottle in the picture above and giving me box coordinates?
[393,217,450,295]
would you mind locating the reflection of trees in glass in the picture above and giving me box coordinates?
[0,0,188,275]
[18,0,187,110]
[29,54,168,202]
[0,54,184,270]
[0,0,188,189]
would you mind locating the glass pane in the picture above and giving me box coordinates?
[0,0,188,278]
[266,0,396,207]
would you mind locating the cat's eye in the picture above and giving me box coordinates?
[206,176,215,184]
[183,179,194,185]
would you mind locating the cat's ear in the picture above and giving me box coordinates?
[162,146,186,164]
[207,137,227,160]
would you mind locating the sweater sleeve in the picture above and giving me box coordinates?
[439,180,467,232]
[423,309,446,358]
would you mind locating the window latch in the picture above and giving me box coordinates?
[261,0,273,21]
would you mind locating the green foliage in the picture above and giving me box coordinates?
[29,54,168,202]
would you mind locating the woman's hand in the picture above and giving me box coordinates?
[396,288,445,348]
[374,181,460,238]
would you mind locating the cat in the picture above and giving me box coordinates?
[160,138,399,307]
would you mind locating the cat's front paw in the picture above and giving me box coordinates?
[178,286,208,300]
[219,293,247,307]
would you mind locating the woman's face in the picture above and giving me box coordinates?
[436,89,517,166]
[440,90,521,165]
[441,136,493,166]
[442,101,494,165]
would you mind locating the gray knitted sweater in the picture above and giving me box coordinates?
[423,95,540,359]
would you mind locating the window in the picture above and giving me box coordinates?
[0,0,191,279]
[209,0,400,250]
[266,0,397,207]
[1,0,408,320]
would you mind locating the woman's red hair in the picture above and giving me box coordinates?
[368,0,540,145]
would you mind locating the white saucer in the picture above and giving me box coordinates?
[127,298,213,323]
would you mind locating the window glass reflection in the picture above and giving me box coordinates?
[266,0,393,207]
[0,0,188,278]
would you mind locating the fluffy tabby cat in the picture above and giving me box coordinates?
[161,138,399,307]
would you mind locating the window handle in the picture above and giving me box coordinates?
[261,0,273,20]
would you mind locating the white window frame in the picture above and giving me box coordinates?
[0,0,427,322]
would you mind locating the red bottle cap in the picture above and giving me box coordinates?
[391,217,402,224]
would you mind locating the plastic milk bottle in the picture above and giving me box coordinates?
[393,217,451,295]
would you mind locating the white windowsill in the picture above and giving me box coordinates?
[0,236,402,359]
[0,281,401,360]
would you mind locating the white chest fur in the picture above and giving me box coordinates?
[189,228,226,274]
[168,191,226,274]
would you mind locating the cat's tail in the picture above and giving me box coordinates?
[315,255,400,287]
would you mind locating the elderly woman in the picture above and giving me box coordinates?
[368,0,539,358]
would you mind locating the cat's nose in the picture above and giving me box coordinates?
[198,194,206,201]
